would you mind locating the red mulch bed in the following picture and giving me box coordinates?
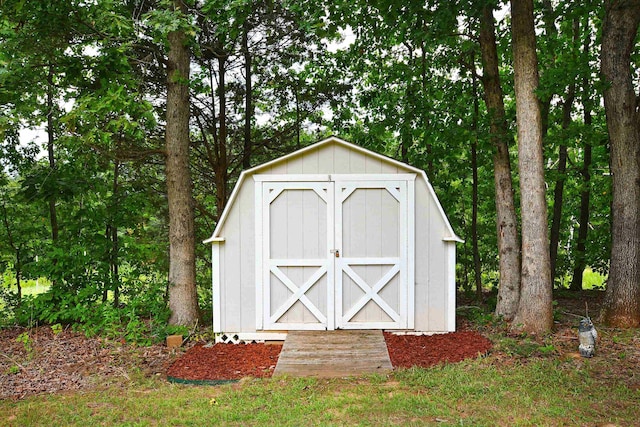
[384,331,493,369]
[166,330,492,381]
[166,343,282,381]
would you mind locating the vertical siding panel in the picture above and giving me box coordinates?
[286,190,304,322]
[349,149,366,173]
[317,143,335,173]
[373,188,385,322]
[380,161,400,173]
[407,178,415,329]
[302,190,320,322]
[221,186,243,331]
[428,240,447,331]
[333,144,351,173]
[302,149,319,173]
[365,157,383,173]
[268,162,287,174]
[271,190,289,322]
[286,157,303,174]
[413,179,431,331]
[381,188,400,258]
[380,188,399,321]
[254,179,263,330]
[339,188,351,317]
[427,192,447,331]
[239,181,256,332]
[287,191,309,322]
[364,189,382,321]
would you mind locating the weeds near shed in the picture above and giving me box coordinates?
[15,331,33,358]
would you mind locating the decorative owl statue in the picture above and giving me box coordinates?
[578,317,597,358]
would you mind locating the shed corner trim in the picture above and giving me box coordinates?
[443,236,464,243]
[203,236,225,244]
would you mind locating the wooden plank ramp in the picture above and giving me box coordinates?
[273,330,393,378]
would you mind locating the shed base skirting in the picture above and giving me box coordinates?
[215,332,288,344]
[213,330,450,344]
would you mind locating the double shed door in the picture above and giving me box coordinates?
[255,174,415,331]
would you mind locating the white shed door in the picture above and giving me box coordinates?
[257,175,414,331]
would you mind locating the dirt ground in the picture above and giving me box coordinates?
[2,290,639,399]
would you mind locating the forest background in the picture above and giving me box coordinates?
[1,0,638,340]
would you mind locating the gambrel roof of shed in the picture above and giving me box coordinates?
[204,136,462,243]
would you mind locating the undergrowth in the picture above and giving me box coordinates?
[1,280,178,345]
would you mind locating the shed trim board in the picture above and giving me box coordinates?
[206,136,461,336]
[212,243,221,332]
[447,242,457,329]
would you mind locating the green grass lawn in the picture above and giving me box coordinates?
[1,284,636,426]
[2,357,637,426]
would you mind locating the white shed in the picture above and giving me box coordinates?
[204,136,462,342]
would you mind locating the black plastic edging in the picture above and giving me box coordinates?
[166,376,239,386]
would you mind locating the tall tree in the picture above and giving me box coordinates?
[570,28,595,291]
[600,0,640,328]
[478,2,521,320]
[510,0,553,333]
[165,0,199,325]
[570,102,593,291]
[470,58,483,300]
[548,17,579,282]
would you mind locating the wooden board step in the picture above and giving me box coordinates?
[273,330,393,378]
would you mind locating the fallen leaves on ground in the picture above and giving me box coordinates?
[0,327,175,400]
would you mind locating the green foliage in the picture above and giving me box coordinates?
[581,268,607,290]
[15,331,33,357]
[494,335,558,358]
[457,305,499,327]
[6,364,20,375]
[10,276,171,345]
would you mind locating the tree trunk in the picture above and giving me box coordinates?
[479,3,521,320]
[570,111,592,291]
[470,61,482,300]
[510,0,553,334]
[47,66,58,242]
[15,248,21,301]
[549,18,579,284]
[166,0,199,326]
[112,160,120,307]
[214,52,229,220]
[570,20,594,292]
[242,20,253,170]
[549,83,575,282]
[600,0,640,328]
